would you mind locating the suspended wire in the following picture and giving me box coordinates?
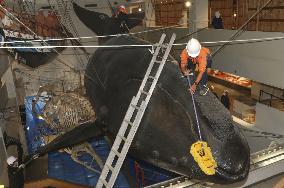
[0,3,102,90]
[57,0,105,89]
[2,36,284,49]
[0,4,77,71]
[0,44,152,49]
[211,0,273,57]
[105,0,115,16]
[4,1,109,92]
[1,0,283,92]
[54,0,88,69]
[47,0,89,71]
[175,26,208,42]
[0,23,187,45]
[175,36,284,46]
[0,2,201,48]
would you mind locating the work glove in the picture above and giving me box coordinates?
[183,69,193,77]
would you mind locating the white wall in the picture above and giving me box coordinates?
[251,82,284,101]
[196,0,208,29]
[189,0,208,34]
[255,102,284,136]
[198,29,284,89]
[145,0,156,27]
[233,100,255,118]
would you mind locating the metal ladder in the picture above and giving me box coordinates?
[96,33,176,188]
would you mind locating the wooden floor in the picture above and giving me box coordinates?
[25,178,89,188]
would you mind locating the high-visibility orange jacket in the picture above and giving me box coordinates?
[180,47,210,74]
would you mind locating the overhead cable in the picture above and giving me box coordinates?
[2,36,284,49]
[211,0,273,57]
[0,44,152,49]
[0,23,186,45]
[0,4,76,71]
[174,36,284,46]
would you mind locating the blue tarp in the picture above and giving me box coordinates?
[24,96,176,187]
[48,139,129,188]
[24,96,48,153]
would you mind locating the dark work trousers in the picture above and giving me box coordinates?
[8,166,24,188]
[186,55,213,86]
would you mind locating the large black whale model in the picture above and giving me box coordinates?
[83,36,250,184]
[32,3,250,184]
[34,35,250,184]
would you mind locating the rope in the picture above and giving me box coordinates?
[186,76,202,141]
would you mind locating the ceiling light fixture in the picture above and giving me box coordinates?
[185,1,191,7]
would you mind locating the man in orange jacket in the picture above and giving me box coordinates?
[180,38,212,95]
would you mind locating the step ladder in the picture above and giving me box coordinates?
[96,33,176,188]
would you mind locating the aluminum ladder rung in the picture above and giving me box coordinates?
[111,149,121,157]
[117,134,127,142]
[140,90,149,95]
[123,119,134,126]
[105,164,115,172]
[130,104,141,110]
[99,179,109,187]
[148,76,157,80]
[96,33,176,188]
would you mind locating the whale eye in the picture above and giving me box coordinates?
[152,150,160,159]
[99,14,105,20]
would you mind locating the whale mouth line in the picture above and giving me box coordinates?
[215,162,250,183]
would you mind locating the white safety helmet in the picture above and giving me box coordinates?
[119,5,126,10]
[7,156,17,166]
[215,11,221,18]
[186,38,201,58]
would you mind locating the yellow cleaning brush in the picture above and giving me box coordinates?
[190,141,217,175]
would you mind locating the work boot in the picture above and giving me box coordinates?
[199,85,209,96]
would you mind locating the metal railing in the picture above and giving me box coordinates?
[258,89,284,107]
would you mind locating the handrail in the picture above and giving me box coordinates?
[259,89,284,107]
